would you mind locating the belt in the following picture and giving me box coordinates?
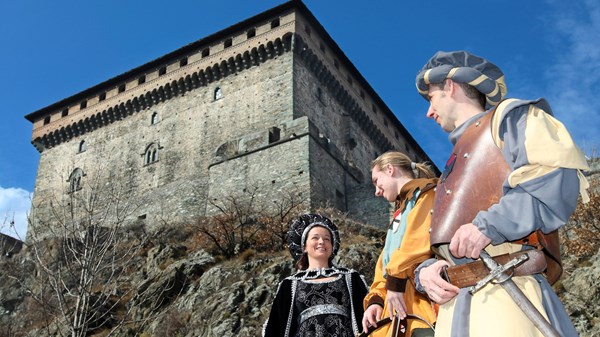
[441,250,547,288]
[298,304,349,325]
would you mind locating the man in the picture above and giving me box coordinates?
[414,50,589,337]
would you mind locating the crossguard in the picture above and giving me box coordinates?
[468,251,529,294]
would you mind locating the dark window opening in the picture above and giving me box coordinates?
[334,60,339,70]
[179,58,188,67]
[214,87,223,100]
[68,168,84,193]
[305,25,311,36]
[202,48,210,58]
[138,75,146,85]
[360,91,365,100]
[80,100,87,109]
[62,109,69,117]
[99,92,106,101]
[247,28,256,39]
[319,42,325,52]
[372,104,377,114]
[138,214,147,220]
[78,140,87,153]
[159,67,167,76]
[144,144,159,165]
[269,127,281,143]
[43,115,51,125]
[224,38,232,48]
[118,84,126,93]
[271,18,280,29]
[347,75,352,85]
[384,119,389,127]
[151,112,159,125]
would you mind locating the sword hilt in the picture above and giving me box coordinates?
[468,250,529,294]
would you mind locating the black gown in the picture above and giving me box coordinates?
[262,267,369,337]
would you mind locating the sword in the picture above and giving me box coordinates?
[470,250,560,337]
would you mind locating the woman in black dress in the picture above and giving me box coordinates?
[263,214,369,337]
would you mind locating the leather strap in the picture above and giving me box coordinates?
[442,250,547,289]
[357,314,436,337]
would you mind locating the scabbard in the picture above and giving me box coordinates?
[443,250,546,288]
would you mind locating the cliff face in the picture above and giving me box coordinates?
[0,218,598,337]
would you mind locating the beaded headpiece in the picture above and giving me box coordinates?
[287,214,340,262]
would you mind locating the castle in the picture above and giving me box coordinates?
[24,0,436,235]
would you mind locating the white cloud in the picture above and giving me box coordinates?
[543,0,600,156]
[0,186,31,240]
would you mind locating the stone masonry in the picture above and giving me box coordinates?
[24,0,437,238]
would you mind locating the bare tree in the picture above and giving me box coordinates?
[25,165,153,337]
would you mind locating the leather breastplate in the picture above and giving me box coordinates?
[431,109,563,284]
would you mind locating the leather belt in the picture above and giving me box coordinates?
[441,250,547,288]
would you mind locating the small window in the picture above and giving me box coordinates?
[62,109,69,117]
[269,127,281,143]
[202,48,210,58]
[151,112,159,125]
[271,18,280,29]
[305,25,311,36]
[159,67,167,76]
[214,87,223,100]
[78,140,87,153]
[118,84,126,93]
[43,115,51,125]
[224,38,232,48]
[144,143,159,165]
[138,75,146,85]
[247,28,256,39]
[179,58,188,67]
[80,100,87,109]
[99,92,106,101]
[68,168,84,193]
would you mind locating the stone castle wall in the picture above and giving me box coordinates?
[27,3,434,237]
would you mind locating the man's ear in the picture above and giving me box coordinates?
[386,163,395,175]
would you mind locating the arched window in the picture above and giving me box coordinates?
[78,140,87,153]
[68,168,84,193]
[144,143,159,165]
[151,112,159,125]
[214,87,223,100]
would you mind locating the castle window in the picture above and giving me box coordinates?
[68,168,84,193]
[144,143,159,165]
[305,25,311,36]
[179,58,188,67]
[99,92,106,101]
[78,140,87,153]
[151,112,159,125]
[224,38,232,48]
[247,28,256,39]
[118,84,126,93]
[271,18,280,29]
[159,66,167,76]
[138,75,146,85]
[269,127,281,143]
[214,87,223,100]
[80,100,87,109]
[43,115,51,125]
[62,109,69,117]
[202,48,210,58]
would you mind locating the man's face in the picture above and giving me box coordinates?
[371,165,398,202]
[426,84,456,132]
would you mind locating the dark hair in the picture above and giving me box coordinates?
[438,80,486,109]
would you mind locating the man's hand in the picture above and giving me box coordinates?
[385,290,407,320]
[362,304,383,333]
[420,260,460,304]
[449,223,491,259]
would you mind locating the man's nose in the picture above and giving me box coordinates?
[426,105,435,118]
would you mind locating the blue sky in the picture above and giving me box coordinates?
[1,0,599,239]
